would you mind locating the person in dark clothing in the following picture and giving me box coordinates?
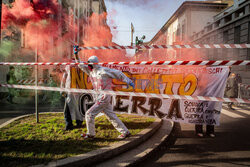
[6,66,17,104]
[61,92,73,130]
[225,73,238,109]
[61,64,83,130]
[195,124,215,138]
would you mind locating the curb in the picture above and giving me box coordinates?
[35,118,162,167]
[0,114,33,129]
[128,120,177,167]
[95,119,174,167]
[127,119,174,167]
[0,112,62,129]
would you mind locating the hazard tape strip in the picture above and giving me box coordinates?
[0,60,250,66]
[17,79,48,84]
[239,83,250,90]
[78,44,250,50]
[1,84,249,104]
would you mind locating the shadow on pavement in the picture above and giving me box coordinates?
[134,117,250,167]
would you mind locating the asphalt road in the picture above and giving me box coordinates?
[137,105,250,167]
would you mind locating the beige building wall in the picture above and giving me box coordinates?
[149,2,228,60]
[190,10,219,36]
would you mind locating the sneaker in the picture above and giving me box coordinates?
[65,125,74,131]
[196,133,204,137]
[75,124,83,128]
[209,133,215,138]
[81,133,95,139]
[76,120,83,128]
[117,132,131,139]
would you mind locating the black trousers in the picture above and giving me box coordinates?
[64,99,83,127]
[195,124,214,134]
[64,100,73,127]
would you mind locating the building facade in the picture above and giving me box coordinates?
[191,0,250,84]
[147,1,228,61]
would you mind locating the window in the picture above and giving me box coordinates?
[248,22,250,58]
[177,28,180,37]
[43,69,49,79]
[207,25,213,32]
[235,8,245,18]
[225,14,232,23]
[234,26,241,57]
[234,26,241,44]
[248,22,250,43]
[223,31,229,43]
[182,24,185,40]
[21,29,25,48]
[206,37,210,58]
[214,21,220,28]
[223,31,229,57]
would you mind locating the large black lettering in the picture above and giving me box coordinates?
[167,99,184,120]
[148,98,166,118]
[131,96,148,114]
[113,95,129,112]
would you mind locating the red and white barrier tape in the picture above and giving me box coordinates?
[1,60,250,66]
[17,79,47,84]
[239,83,250,90]
[78,44,250,50]
[1,84,249,104]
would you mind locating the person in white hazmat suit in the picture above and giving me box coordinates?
[61,63,84,130]
[76,55,135,139]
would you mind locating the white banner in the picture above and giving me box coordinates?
[71,65,229,126]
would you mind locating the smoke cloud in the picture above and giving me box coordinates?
[2,0,78,62]
[79,12,129,62]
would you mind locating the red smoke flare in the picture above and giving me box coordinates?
[2,0,128,63]
[79,12,129,62]
[2,0,60,28]
[2,0,77,62]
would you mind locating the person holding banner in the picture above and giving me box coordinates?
[75,53,135,139]
[195,124,215,138]
[6,66,17,104]
[225,72,238,109]
[60,63,83,130]
[195,66,229,138]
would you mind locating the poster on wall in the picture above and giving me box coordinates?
[71,65,229,126]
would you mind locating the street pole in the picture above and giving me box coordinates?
[0,0,2,43]
[35,33,39,123]
[131,22,134,46]
[131,30,133,46]
[77,0,80,44]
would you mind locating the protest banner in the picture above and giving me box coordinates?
[71,65,229,126]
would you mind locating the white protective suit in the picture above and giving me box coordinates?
[78,56,133,136]
[60,65,83,121]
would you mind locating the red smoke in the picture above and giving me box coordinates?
[2,0,128,62]
[136,33,205,61]
[2,0,60,28]
[79,12,129,62]
[2,0,76,62]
